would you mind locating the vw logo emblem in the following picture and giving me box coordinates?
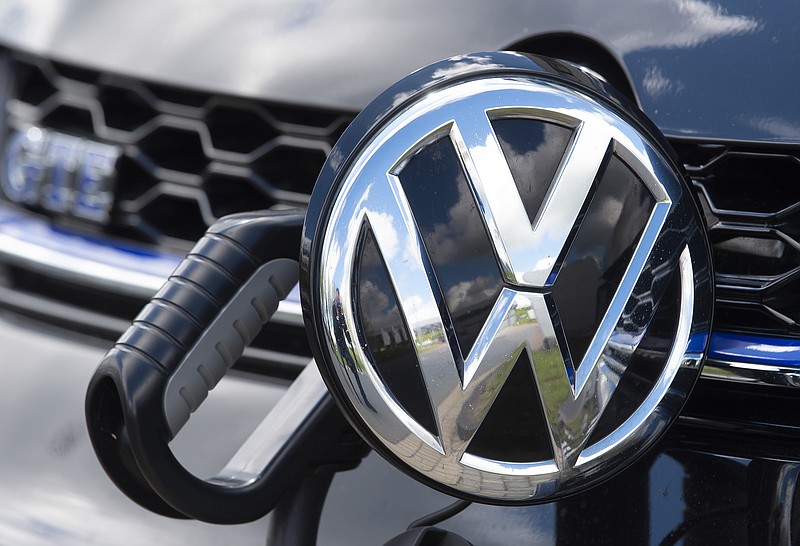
[302,53,713,503]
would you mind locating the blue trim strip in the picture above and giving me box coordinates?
[0,207,181,277]
[708,332,800,368]
[0,207,302,304]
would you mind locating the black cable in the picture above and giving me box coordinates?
[406,499,472,530]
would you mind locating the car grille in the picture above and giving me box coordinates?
[672,141,800,339]
[1,50,800,348]
[3,50,354,250]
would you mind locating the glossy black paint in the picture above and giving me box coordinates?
[321,400,800,545]
[493,118,574,227]
[433,419,800,545]
[589,270,681,443]
[623,0,800,143]
[396,136,502,360]
[3,1,796,143]
[552,152,656,367]
[467,352,555,463]
[356,228,439,437]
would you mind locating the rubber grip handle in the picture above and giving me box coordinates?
[85,211,365,523]
[162,257,297,435]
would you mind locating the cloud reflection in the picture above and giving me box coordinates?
[612,0,760,53]
[742,115,800,139]
[643,66,684,99]
[445,275,500,317]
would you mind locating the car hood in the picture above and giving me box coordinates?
[0,0,796,141]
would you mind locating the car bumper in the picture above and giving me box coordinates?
[2,309,799,544]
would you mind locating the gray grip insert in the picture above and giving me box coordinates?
[163,258,299,436]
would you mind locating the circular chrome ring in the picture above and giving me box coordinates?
[302,52,713,504]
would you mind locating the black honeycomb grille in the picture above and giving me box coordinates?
[671,140,800,338]
[5,51,354,249]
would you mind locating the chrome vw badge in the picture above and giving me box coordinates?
[302,53,713,503]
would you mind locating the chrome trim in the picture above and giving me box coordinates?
[700,333,800,387]
[0,210,174,299]
[211,360,328,486]
[703,360,800,388]
[0,206,304,325]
